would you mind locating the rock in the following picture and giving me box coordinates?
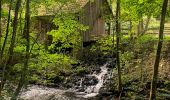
[83,76,98,86]
[95,67,101,74]
[65,83,73,88]
[77,87,86,92]
[106,60,116,68]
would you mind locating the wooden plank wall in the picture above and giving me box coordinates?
[79,0,106,42]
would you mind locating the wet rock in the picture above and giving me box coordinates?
[89,66,101,74]
[107,63,116,68]
[77,87,86,92]
[106,60,116,68]
[83,76,98,86]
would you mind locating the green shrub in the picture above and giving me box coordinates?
[75,66,87,75]
[27,50,77,84]
[91,36,115,55]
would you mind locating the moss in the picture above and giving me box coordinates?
[75,66,87,75]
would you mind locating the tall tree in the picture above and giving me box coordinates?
[0,0,13,59]
[0,0,22,92]
[0,0,2,51]
[116,0,122,93]
[7,0,21,64]
[149,0,168,99]
[0,0,13,94]
[12,0,30,99]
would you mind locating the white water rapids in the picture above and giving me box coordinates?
[82,63,108,98]
[20,63,110,100]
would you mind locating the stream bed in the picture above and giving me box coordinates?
[19,62,115,100]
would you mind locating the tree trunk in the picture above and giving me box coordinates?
[0,0,22,93]
[12,0,30,100]
[116,0,122,93]
[107,22,111,35]
[0,0,2,54]
[129,20,133,39]
[138,17,144,35]
[169,0,170,10]
[142,15,151,34]
[149,0,168,99]
[144,15,151,32]
[0,0,2,95]
[0,0,2,52]
[12,0,30,99]
[0,0,13,94]
[141,18,144,32]
[0,0,13,58]
[112,25,115,47]
[7,0,22,64]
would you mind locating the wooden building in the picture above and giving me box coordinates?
[79,0,112,42]
[32,0,112,42]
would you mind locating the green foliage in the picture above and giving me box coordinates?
[134,35,156,53]
[77,36,115,65]
[164,36,170,41]
[48,12,88,52]
[2,9,9,17]
[91,36,114,55]
[75,66,87,75]
[120,51,133,66]
[28,50,77,84]
[121,0,162,21]
[120,0,163,34]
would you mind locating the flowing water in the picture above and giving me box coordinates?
[82,63,108,98]
[20,62,111,100]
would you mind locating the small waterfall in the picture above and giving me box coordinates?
[83,63,108,98]
[19,62,111,100]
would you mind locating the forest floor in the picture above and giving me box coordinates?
[109,37,170,99]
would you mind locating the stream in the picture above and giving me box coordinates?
[19,62,113,100]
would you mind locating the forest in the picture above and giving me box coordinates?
[0,0,170,100]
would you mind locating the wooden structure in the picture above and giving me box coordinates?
[79,0,112,42]
[32,0,112,42]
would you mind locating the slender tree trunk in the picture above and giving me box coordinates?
[137,22,140,35]
[7,0,21,64]
[0,0,2,95]
[129,20,133,39]
[168,1,170,10]
[107,22,111,35]
[0,0,13,94]
[141,18,144,32]
[0,0,22,93]
[149,0,168,99]
[0,0,2,52]
[145,15,151,32]
[12,0,30,99]
[142,15,151,34]
[0,0,2,62]
[112,25,115,47]
[0,0,13,58]
[130,20,132,32]
[138,17,144,35]
[0,0,1,35]
[116,0,122,93]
